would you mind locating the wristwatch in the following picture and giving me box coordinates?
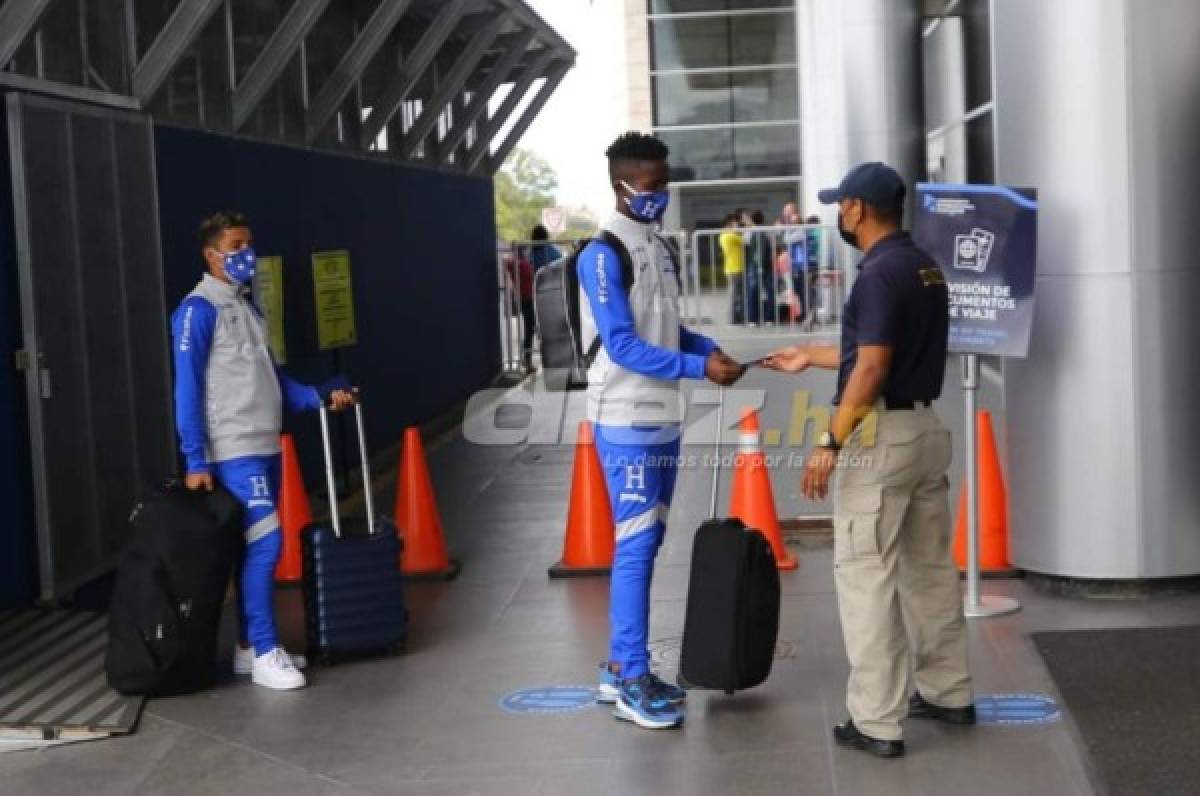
[817,430,841,452]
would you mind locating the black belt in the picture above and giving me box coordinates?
[884,398,932,410]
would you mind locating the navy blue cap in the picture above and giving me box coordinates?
[817,162,906,208]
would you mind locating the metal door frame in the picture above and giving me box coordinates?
[7,91,172,601]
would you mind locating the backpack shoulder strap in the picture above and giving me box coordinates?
[596,230,635,292]
[580,231,636,369]
[655,233,684,292]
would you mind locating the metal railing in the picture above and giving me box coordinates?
[495,226,853,379]
[684,224,852,339]
[495,238,580,379]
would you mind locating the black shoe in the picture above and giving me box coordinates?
[832,720,905,758]
[907,692,977,725]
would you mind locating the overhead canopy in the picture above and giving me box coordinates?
[0,0,574,174]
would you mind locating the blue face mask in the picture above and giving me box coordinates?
[220,246,257,285]
[620,181,670,223]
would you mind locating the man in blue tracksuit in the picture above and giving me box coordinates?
[172,211,355,691]
[579,133,744,729]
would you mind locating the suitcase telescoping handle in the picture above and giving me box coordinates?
[317,395,376,539]
[709,385,725,521]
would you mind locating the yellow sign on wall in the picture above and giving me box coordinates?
[311,249,357,350]
[253,255,287,364]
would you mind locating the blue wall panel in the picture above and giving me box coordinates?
[154,125,501,487]
[0,121,499,605]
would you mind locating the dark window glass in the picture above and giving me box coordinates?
[654,72,733,126]
[650,0,730,10]
[654,68,796,126]
[729,13,796,66]
[650,11,794,71]
[660,128,735,181]
[650,1,793,12]
[651,17,729,71]
[966,113,994,183]
[730,68,797,122]
[732,124,800,177]
[660,123,799,180]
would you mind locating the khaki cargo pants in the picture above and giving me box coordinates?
[832,404,972,741]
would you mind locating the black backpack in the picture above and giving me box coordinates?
[105,481,242,696]
[533,231,682,391]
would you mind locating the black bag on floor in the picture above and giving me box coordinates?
[106,481,241,697]
[678,388,781,694]
[302,401,408,664]
[533,232,633,391]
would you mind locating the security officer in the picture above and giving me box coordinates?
[764,162,974,758]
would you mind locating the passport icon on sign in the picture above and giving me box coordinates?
[953,227,995,272]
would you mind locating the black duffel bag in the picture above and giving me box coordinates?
[106,480,241,697]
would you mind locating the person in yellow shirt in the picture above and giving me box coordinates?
[718,214,746,324]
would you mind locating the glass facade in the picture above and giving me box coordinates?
[658,122,799,181]
[647,2,800,182]
[650,0,793,11]
[652,68,797,126]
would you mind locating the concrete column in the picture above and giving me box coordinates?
[994,0,1200,578]
[798,0,923,220]
[623,0,653,132]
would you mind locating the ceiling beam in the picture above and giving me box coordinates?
[305,0,416,144]
[0,0,54,69]
[231,0,333,131]
[130,0,224,104]
[476,60,569,175]
[495,0,575,62]
[437,27,537,160]
[358,0,467,151]
[463,47,558,173]
[394,11,510,161]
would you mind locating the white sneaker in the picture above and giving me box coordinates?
[251,647,307,690]
[233,644,307,675]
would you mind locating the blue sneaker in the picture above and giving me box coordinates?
[614,675,684,729]
[597,662,621,704]
[646,672,687,704]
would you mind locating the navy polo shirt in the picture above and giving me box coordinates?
[834,231,949,405]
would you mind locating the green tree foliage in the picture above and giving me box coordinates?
[494,148,559,242]
[563,215,599,239]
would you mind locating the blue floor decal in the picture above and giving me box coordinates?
[975,694,1062,725]
[500,686,601,715]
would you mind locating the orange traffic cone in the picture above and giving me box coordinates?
[548,421,615,578]
[730,408,799,570]
[275,434,311,583]
[952,410,1015,574]
[395,428,461,580]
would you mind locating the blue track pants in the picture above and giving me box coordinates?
[213,453,283,656]
[594,425,681,680]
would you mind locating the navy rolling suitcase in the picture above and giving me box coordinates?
[302,401,408,665]
[678,388,781,694]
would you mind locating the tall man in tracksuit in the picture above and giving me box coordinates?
[579,133,744,729]
[172,211,356,691]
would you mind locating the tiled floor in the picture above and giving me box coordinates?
[4,360,1198,795]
